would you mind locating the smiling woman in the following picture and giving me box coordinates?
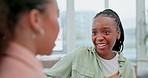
[92,9,124,59]
[45,9,136,78]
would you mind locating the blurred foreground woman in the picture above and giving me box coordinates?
[0,0,59,78]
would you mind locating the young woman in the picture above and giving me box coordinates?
[45,9,136,78]
[0,0,59,78]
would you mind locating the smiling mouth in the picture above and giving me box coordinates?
[96,43,107,49]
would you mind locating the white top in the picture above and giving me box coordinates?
[98,53,119,77]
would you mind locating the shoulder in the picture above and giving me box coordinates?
[71,46,95,55]
[118,53,136,77]
[118,53,133,68]
[0,56,44,78]
[64,46,96,60]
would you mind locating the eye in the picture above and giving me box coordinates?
[104,31,110,35]
[92,31,97,36]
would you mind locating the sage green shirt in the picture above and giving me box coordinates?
[45,46,136,78]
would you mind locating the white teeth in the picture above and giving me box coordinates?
[97,44,106,47]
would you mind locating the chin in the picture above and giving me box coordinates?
[38,52,51,55]
[48,49,53,55]
[37,48,53,55]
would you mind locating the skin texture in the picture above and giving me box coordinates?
[13,0,59,55]
[35,0,59,55]
[92,16,120,60]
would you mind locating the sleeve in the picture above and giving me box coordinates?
[119,53,137,78]
[125,59,137,78]
[45,50,76,78]
[128,64,137,78]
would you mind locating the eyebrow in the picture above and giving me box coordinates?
[103,27,111,30]
[92,28,97,31]
[92,26,111,31]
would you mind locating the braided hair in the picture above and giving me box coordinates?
[94,9,124,52]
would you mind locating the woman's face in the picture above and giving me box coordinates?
[37,0,59,55]
[92,16,120,56]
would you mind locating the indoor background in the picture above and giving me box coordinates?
[37,0,148,78]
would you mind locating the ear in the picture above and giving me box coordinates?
[28,9,43,33]
[117,31,121,40]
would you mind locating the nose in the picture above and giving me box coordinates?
[96,34,104,41]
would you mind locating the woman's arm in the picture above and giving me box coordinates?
[45,51,75,78]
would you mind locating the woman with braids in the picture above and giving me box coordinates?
[0,0,59,78]
[46,9,136,78]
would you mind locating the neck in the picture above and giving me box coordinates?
[97,51,116,60]
[12,26,37,55]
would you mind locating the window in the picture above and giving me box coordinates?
[52,0,67,52]
[74,0,136,61]
[109,0,136,60]
[74,0,105,48]
[39,0,137,61]
[146,0,148,50]
[136,0,148,70]
[145,0,148,62]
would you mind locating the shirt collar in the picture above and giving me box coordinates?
[88,46,126,62]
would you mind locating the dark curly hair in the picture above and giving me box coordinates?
[94,9,124,52]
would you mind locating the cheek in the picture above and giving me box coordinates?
[46,17,59,41]
[52,19,59,38]
[91,36,96,44]
[109,36,117,46]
